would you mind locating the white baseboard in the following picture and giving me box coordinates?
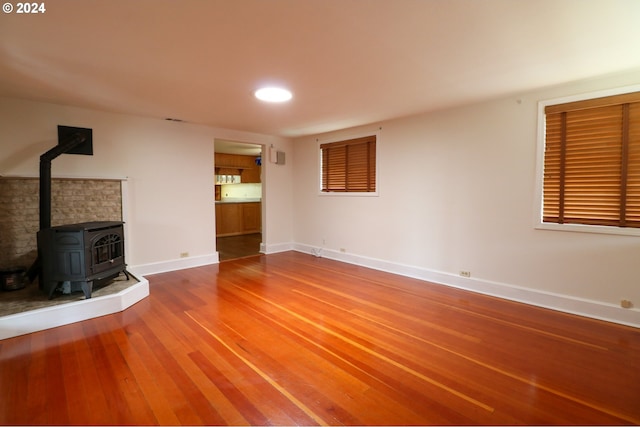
[293,244,640,329]
[129,253,218,276]
[261,242,295,255]
[0,276,149,340]
[5,245,634,340]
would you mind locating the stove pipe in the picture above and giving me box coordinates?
[27,126,93,282]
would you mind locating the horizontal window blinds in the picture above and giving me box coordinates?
[321,135,376,192]
[543,91,640,228]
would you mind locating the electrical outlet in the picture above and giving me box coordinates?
[460,271,471,278]
[180,252,189,258]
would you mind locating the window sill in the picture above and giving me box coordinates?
[318,191,379,197]
[536,222,640,237]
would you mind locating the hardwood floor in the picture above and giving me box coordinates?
[217,233,262,261]
[1,251,638,425]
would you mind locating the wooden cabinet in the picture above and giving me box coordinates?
[215,152,243,168]
[241,202,261,232]
[215,153,261,183]
[216,202,261,237]
[216,203,241,236]
[241,165,261,183]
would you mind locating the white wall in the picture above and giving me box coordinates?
[3,70,638,326]
[292,70,640,327]
[0,97,294,274]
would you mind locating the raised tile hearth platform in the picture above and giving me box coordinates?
[0,272,149,340]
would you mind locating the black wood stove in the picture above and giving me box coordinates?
[37,221,129,299]
[27,125,129,299]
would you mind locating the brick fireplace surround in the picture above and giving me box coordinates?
[0,177,149,339]
[0,177,122,267]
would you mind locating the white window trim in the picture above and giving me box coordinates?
[534,84,640,237]
[317,129,381,197]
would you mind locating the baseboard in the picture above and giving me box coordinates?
[0,276,149,340]
[293,244,640,329]
[129,253,219,276]
[5,244,632,340]
[261,241,295,255]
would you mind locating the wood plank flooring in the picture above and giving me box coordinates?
[217,233,262,261]
[1,251,638,425]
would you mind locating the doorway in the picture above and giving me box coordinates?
[214,139,263,261]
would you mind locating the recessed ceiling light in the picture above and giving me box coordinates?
[254,87,292,103]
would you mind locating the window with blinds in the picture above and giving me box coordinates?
[542,91,640,228]
[320,135,376,193]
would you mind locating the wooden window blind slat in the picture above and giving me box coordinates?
[321,135,376,192]
[625,101,640,225]
[542,91,640,228]
[545,91,640,114]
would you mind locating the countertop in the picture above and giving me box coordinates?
[215,198,261,204]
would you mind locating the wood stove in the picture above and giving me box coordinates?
[37,221,129,299]
[27,125,129,299]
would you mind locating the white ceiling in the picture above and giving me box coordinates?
[1,0,640,138]
[215,139,261,155]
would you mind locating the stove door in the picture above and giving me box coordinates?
[87,227,125,278]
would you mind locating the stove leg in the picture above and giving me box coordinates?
[48,281,60,300]
[81,280,93,299]
[27,256,40,283]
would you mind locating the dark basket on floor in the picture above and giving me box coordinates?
[1,267,27,291]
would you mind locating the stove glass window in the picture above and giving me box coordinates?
[94,234,122,264]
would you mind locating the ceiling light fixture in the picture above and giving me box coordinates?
[254,87,292,103]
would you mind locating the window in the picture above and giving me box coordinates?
[541,90,640,230]
[320,134,377,193]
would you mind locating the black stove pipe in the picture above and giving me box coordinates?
[27,129,90,282]
[38,132,87,230]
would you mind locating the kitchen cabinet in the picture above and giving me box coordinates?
[215,153,261,183]
[241,202,261,232]
[215,152,243,168]
[241,165,261,183]
[216,202,261,237]
[216,203,241,236]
